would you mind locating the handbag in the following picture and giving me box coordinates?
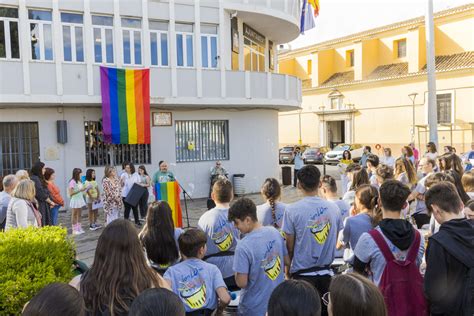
[27,201,42,227]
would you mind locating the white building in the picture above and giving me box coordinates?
[0,0,302,199]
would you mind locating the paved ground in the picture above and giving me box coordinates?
[59,164,341,266]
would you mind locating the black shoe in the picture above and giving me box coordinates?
[135,222,142,227]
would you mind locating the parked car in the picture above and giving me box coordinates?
[324,144,364,165]
[279,145,310,164]
[302,147,329,164]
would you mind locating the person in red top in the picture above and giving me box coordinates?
[409,142,420,165]
[44,167,64,226]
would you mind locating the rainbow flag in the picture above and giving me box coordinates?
[100,66,151,144]
[154,182,183,228]
[308,0,319,17]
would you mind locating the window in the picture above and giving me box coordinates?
[307,59,312,75]
[61,13,84,62]
[84,121,151,167]
[330,97,342,110]
[121,18,142,65]
[175,120,229,162]
[397,39,406,58]
[92,15,114,64]
[201,24,218,68]
[346,50,354,67]
[28,9,53,61]
[149,20,168,67]
[243,24,265,72]
[0,7,20,60]
[437,93,452,124]
[0,122,40,176]
[175,23,194,67]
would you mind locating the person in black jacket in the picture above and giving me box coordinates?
[30,161,55,226]
[424,182,474,316]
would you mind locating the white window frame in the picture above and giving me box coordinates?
[397,39,407,58]
[149,29,168,67]
[122,27,142,66]
[176,29,194,68]
[0,10,20,60]
[201,33,218,69]
[61,16,84,63]
[28,10,53,62]
[244,37,265,72]
[92,16,115,65]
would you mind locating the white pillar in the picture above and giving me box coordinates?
[169,0,177,97]
[113,0,123,68]
[218,0,226,98]
[18,0,30,94]
[142,0,151,68]
[195,0,202,98]
[84,0,94,95]
[426,0,438,145]
[52,0,63,95]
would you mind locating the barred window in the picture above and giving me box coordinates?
[1,122,40,176]
[437,93,452,124]
[84,121,151,167]
[175,120,229,162]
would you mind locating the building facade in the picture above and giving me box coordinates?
[278,4,474,156]
[0,0,302,198]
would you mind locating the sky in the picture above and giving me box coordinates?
[290,0,473,49]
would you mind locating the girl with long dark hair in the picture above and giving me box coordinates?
[139,201,183,275]
[137,165,152,219]
[256,178,286,232]
[30,161,55,226]
[69,168,87,235]
[120,162,141,226]
[78,219,168,315]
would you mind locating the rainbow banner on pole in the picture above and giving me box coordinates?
[100,66,151,144]
[154,182,183,228]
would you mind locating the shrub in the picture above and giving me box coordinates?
[0,226,76,315]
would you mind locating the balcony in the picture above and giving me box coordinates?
[0,62,301,111]
[223,0,301,43]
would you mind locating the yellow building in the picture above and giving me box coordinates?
[278,4,474,155]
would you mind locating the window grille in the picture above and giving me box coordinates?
[175,120,229,162]
[0,122,40,176]
[84,121,151,167]
[437,93,452,124]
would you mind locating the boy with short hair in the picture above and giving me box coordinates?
[366,154,380,186]
[282,165,342,316]
[198,179,240,289]
[424,182,474,316]
[321,175,350,221]
[353,180,426,316]
[228,197,289,316]
[164,228,231,316]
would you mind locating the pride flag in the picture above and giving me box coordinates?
[100,66,151,144]
[308,0,319,17]
[154,182,183,228]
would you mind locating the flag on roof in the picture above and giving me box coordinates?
[300,0,315,34]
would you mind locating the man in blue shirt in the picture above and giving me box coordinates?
[360,146,371,168]
[293,147,304,187]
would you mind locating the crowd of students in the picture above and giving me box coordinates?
[3,142,474,316]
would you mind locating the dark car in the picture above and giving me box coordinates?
[302,147,329,164]
[279,145,309,164]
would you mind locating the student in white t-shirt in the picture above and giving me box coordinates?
[366,154,380,188]
[120,162,141,226]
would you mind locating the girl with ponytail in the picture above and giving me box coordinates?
[256,178,286,231]
[339,184,380,262]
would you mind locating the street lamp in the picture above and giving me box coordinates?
[298,108,303,145]
[408,92,418,144]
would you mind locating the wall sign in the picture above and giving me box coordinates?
[243,24,265,46]
[152,112,172,126]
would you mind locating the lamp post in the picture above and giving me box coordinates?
[409,92,418,144]
[298,108,303,145]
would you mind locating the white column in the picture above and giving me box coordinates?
[169,0,177,97]
[142,0,151,68]
[319,120,326,146]
[18,0,30,95]
[113,0,123,68]
[218,0,226,98]
[195,0,202,98]
[52,0,63,95]
[345,119,352,143]
[84,0,94,95]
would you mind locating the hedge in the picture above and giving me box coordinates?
[0,226,76,315]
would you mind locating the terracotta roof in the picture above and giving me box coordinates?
[279,4,473,60]
[321,71,354,87]
[367,63,408,80]
[311,51,473,89]
[422,51,474,71]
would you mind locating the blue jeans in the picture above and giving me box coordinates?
[51,205,60,226]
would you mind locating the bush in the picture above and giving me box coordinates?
[0,226,76,315]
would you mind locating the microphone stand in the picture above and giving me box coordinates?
[175,180,193,228]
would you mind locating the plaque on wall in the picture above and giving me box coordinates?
[152,112,172,126]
